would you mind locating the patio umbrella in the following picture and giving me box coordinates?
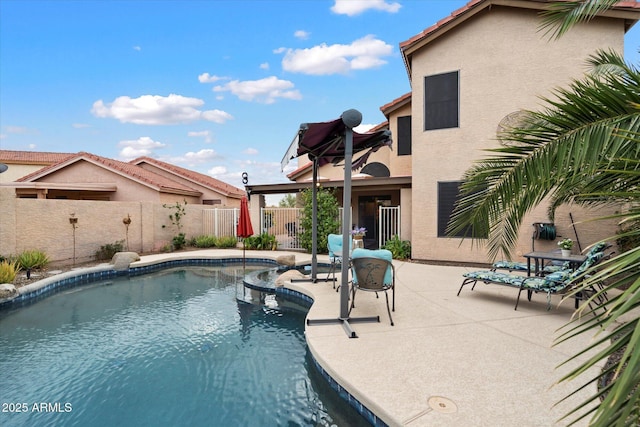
[281,111,391,282]
[237,196,254,269]
[281,109,392,337]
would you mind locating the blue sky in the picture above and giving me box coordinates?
[2,0,640,197]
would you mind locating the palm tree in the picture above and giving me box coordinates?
[448,1,640,425]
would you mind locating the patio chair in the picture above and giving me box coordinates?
[326,234,350,289]
[349,248,395,325]
[458,245,611,310]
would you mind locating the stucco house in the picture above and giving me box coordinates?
[248,0,639,263]
[1,150,244,207]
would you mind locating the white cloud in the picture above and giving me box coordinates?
[198,73,229,83]
[5,126,29,134]
[72,123,90,129]
[183,149,219,162]
[91,94,233,125]
[331,0,401,16]
[208,165,228,176]
[188,130,212,143]
[294,30,310,40]
[279,35,393,75]
[133,46,141,51]
[118,136,166,160]
[243,148,258,155]
[354,123,376,133]
[259,62,269,70]
[213,76,302,104]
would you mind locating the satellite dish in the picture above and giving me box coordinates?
[0,163,8,173]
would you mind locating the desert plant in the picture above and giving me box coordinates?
[383,235,411,260]
[0,260,20,283]
[95,240,125,261]
[16,250,49,270]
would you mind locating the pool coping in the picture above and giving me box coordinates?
[0,252,384,426]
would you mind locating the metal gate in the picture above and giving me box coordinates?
[261,207,303,249]
[378,206,400,248]
[202,208,239,237]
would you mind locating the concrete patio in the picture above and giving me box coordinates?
[130,249,608,427]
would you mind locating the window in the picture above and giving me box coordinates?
[424,71,459,131]
[397,115,411,155]
[437,181,479,238]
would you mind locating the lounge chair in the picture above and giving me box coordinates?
[327,234,350,289]
[457,243,610,310]
[349,248,395,325]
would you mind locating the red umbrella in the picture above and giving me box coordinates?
[237,196,254,268]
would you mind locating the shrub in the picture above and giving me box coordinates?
[215,236,238,248]
[16,250,49,270]
[299,187,340,253]
[95,240,125,261]
[172,233,187,250]
[193,235,217,248]
[383,235,411,260]
[0,260,19,283]
[243,233,277,250]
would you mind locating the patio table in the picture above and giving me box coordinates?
[523,251,586,277]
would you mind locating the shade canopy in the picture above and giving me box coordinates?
[281,117,392,171]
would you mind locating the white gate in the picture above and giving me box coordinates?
[202,208,239,237]
[261,207,303,249]
[379,206,400,248]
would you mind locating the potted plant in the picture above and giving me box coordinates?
[558,238,574,257]
[350,226,366,249]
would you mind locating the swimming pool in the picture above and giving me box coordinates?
[0,264,369,427]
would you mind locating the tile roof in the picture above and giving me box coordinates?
[130,156,245,198]
[380,92,411,116]
[0,149,75,165]
[17,151,200,195]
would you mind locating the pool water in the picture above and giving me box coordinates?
[0,265,369,427]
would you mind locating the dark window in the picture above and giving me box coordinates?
[424,71,459,131]
[397,115,411,156]
[203,199,222,205]
[437,181,474,238]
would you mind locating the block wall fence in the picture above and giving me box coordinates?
[0,188,215,266]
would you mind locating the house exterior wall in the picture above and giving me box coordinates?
[387,102,412,176]
[409,7,626,263]
[36,160,166,202]
[0,164,44,183]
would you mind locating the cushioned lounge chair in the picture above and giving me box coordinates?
[349,248,395,325]
[458,243,610,310]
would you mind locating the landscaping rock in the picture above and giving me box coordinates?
[276,254,296,268]
[110,252,141,271]
[0,283,18,300]
[275,270,305,287]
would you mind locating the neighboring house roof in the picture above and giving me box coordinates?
[16,151,201,196]
[130,156,245,199]
[0,149,75,166]
[399,0,640,81]
[380,92,411,117]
